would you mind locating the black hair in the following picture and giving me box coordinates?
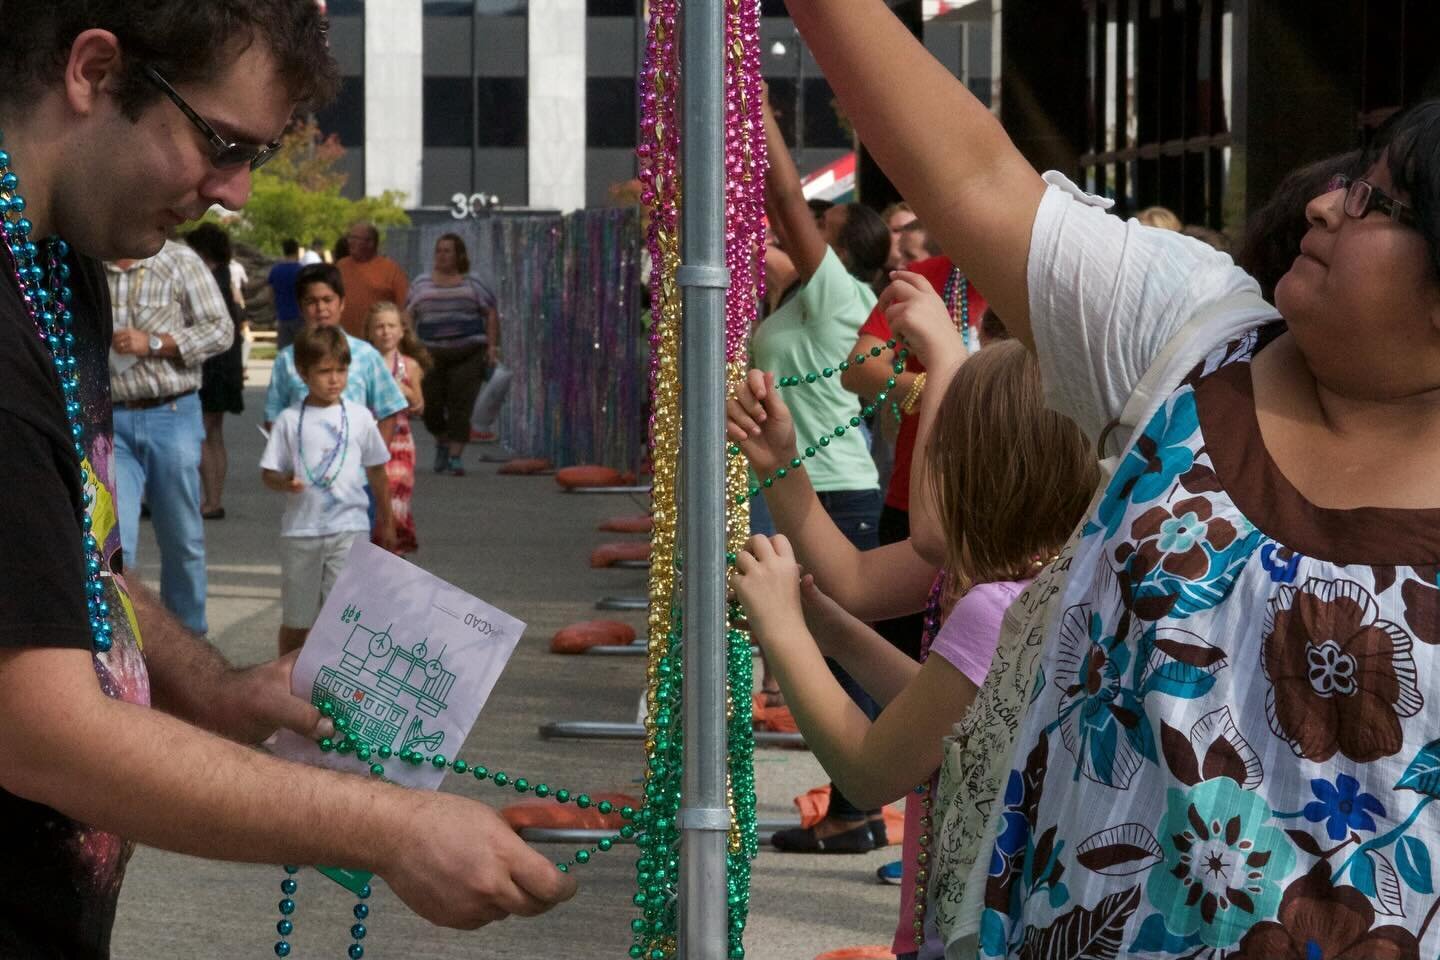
[1370,99,1440,281]
[807,198,835,223]
[183,223,233,268]
[282,238,300,257]
[0,1,339,118]
[1237,150,1366,302]
[835,202,892,293]
[980,307,1009,342]
[295,262,344,301]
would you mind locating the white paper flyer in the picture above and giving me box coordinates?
[271,539,526,791]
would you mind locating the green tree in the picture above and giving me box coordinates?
[226,119,410,254]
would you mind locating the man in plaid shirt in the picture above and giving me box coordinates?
[107,240,233,635]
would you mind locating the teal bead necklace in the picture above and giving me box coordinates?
[731,338,908,504]
[0,135,111,652]
[297,399,350,489]
[274,698,639,958]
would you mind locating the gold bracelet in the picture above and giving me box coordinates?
[900,372,927,416]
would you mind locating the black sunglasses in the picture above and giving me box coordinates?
[145,67,281,171]
[1326,174,1417,228]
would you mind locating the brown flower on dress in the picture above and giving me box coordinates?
[1263,579,1422,764]
[1232,863,1419,960]
[1116,495,1238,620]
[1401,566,1440,640]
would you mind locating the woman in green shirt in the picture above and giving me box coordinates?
[752,87,893,853]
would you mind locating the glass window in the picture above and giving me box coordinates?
[315,75,366,147]
[587,0,636,14]
[476,77,528,147]
[476,0,527,14]
[766,77,797,147]
[803,77,851,149]
[424,77,474,148]
[586,78,636,148]
[325,0,366,14]
[424,0,473,12]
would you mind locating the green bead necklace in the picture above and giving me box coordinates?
[273,699,641,958]
[731,339,908,505]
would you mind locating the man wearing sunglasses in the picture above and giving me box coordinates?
[0,4,574,957]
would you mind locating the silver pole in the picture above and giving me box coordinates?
[676,0,730,946]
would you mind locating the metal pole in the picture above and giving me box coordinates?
[676,0,730,946]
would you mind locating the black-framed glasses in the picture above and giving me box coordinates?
[144,67,281,171]
[1326,174,1417,227]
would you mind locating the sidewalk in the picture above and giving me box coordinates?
[111,367,899,960]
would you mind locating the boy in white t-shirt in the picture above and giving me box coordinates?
[261,325,394,656]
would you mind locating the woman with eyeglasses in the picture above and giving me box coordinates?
[781,0,1440,955]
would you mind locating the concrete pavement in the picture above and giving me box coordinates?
[110,365,900,960]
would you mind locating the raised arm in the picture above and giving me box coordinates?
[762,92,829,282]
[733,536,975,808]
[785,0,1044,343]
[727,368,935,620]
[880,271,970,566]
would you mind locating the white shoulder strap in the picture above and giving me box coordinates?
[1097,291,1264,476]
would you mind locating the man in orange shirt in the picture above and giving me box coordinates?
[336,221,409,336]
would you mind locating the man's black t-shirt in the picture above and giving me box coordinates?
[0,249,153,958]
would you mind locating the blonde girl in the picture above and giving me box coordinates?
[365,302,430,554]
[729,273,1094,958]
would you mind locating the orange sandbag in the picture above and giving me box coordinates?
[556,465,625,489]
[502,792,639,831]
[498,457,554,475]
[751,692,799,734]
[814,948,896,960]
[590,541,651,568]
[793,785,905,846]
[550,620,637,654]
[599,514,654,534]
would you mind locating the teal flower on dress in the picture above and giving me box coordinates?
[1146,778,1295,948]
[1157,511,1206,553]
[1092,391,1200,539]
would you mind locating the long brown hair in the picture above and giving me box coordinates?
[925,340,1097,594]
[365,302,433,371]
[436,233,471,274]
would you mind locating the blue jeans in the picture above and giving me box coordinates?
[814,488,882,820]
[114,392,209,635]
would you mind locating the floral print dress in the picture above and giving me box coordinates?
[978,325,1440,960]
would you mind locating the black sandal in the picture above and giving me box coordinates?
[770,821,875,854]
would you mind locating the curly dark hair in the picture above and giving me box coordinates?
[1370,99,1440,283]
[0,1,339,117]
[296,262,344,301]
[183,222,233,268]
[1236,150,1365,302]
[834,202,892,294]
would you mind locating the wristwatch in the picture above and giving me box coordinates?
[148,333,164,355]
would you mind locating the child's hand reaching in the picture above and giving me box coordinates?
[731,534,805,643]
[798,573,858,658]
[880,270,966,372]
[725,369,800,479]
